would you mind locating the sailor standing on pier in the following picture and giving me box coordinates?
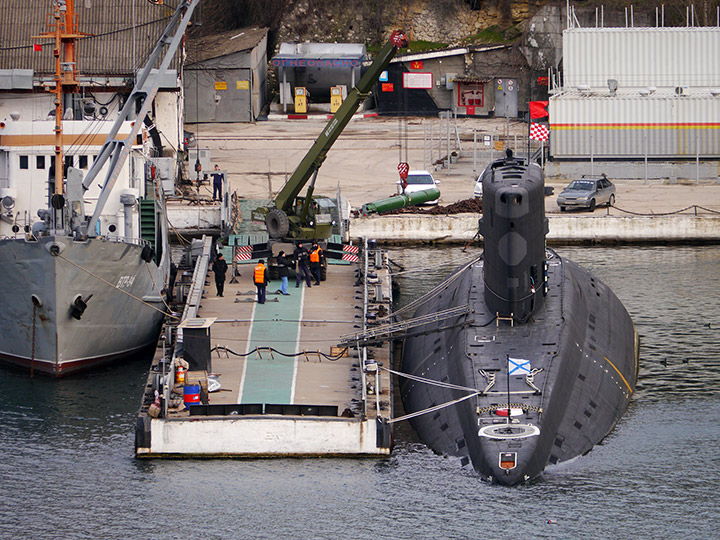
[254,259,270,304]
[294,243,312,288]
[212,253,228,297]
[211,164,224,202]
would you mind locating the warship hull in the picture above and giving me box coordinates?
[0,235,167,377]
[400,154,638,484]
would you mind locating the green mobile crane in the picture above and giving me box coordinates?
[252,30,409,240]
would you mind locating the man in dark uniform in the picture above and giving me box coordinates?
[293,242,312,288]
[212,253,228,296]
[211,164,224,202]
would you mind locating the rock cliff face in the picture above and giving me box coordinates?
[274,0,540,48]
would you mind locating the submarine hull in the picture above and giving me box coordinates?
[400,252,638,484]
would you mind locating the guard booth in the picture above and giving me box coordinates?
[294,87,308,113]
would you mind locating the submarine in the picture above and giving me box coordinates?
[400,152,639,485]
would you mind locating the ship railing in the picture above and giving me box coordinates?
[163,235,213,418]
[91,235,151,247]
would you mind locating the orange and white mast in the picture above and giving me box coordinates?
[34,0,87,198]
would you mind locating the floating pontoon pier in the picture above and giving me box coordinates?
[135,237,394,458]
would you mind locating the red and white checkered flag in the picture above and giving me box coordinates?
[530,123,549,142]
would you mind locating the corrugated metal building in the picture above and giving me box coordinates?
[185,28,268,123]
[550,27,720,160]
[0,1,182,78]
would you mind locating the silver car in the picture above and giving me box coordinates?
[557,174,615,212]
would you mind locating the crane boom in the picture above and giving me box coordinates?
[255,30,408,240]
[82,0,199,237]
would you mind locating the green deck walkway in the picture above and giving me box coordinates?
[239,284,307,404]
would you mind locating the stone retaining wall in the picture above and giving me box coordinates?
[349,214,720,244]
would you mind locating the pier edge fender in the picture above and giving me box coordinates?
[135,415,152,451]
[376,418,392,448]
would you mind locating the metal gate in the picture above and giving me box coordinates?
[494,78,518,118]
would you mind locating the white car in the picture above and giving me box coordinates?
[396,170,441,204]
[473,175,483,200]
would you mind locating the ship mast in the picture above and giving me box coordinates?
[35,0,86,200]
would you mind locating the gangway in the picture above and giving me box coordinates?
[340,304,472,345]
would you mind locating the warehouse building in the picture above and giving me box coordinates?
[185,28,268,123]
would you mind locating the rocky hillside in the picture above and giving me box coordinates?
[196,0,542,51]
[196,0,716,52]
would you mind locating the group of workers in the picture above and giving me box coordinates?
[211,242,325,304]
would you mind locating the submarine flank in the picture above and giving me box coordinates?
[400,153,639,485]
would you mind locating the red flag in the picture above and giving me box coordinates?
[529,100,549,119]
[33,43,42,52]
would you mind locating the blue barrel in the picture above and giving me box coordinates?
[183,384,200,406]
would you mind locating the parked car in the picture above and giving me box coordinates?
[397,170,441,204]
[473,174,483,200]
[557,174,615,212]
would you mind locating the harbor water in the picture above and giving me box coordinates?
[1,245,719,539]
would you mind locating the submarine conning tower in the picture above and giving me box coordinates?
[479,151,549,323]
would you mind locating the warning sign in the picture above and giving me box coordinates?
[236,80,249,90]
[214,81,227,91]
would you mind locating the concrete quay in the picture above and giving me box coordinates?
[350,212,720,245]
[187,117,720,245]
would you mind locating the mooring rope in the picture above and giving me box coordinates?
[382,366,478,393]
[388,392,480,424]
[610,204,720,217]
[381,365,480,424]
[383,255,481,320]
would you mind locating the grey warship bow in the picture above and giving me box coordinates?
[400,153,639,484]
[0,1,200,376]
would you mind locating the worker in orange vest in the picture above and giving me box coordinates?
[253,259,270,304]
[309,243,323,286]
